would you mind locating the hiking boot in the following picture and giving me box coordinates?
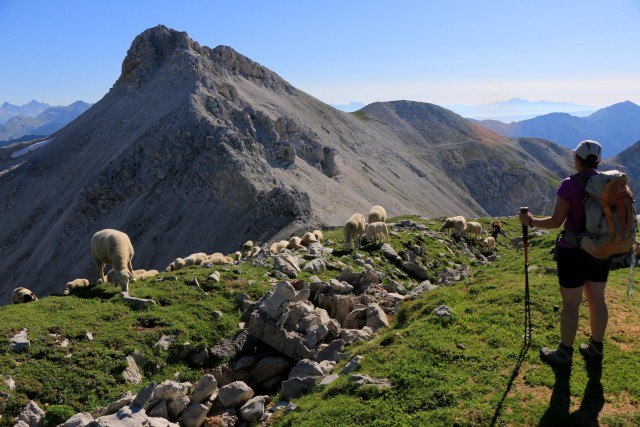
[579,340,603,363]
[540,345,573,368]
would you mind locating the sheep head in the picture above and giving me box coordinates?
[114,270,133,293]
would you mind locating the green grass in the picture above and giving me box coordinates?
[350,110,371,121]
[1,216,639,426]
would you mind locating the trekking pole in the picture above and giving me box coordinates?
[520,207,532,343]
[628,241,637,299]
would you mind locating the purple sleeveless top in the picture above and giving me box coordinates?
[556,170,599,248]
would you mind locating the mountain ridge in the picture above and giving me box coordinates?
[0,25,637,305]
[475,101,640,157]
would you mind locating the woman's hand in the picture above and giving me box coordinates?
[518,211,533,226]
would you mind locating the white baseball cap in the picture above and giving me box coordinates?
[572,139,602,163]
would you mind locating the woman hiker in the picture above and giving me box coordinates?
[518,139,609,368]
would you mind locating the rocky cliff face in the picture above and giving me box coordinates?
[0,25,596,304]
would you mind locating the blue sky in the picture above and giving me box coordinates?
[1,0,639,110]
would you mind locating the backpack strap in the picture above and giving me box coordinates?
[570,172,589,187]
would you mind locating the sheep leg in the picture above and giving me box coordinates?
[95,260,106,284]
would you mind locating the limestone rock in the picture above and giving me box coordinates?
[59,412,94,426]
[217,381,254,408]
[238,395,271,423]
[123,355,143,385]
[18,400,45,427]
[190,374,218,403]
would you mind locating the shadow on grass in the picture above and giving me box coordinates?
[535,359,604,426]
[68,284,121,300]
[490,338,530,426]
[570,360,604,427]
[537,358,604,427]
[537,365,572,426]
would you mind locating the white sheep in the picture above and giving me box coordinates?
[183,252,208,267]
[64,278,91,295]
[483,237,496,250]
[439,216,467,238]
[206,252,234,265]
[288,236,305,250]
[344,213,367,250]
[366,222,390,244]
[312,229,324,243]
[301,232,318,246]
[241,240,254,256]
[11,287,38,304]
[91,229,135,293]
[464,222,483,239]
[270,240,290,254]
[133,269,159,280]
[166,257,186,272]
[368,205,387,224]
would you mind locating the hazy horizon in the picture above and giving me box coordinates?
[1,0,639,112]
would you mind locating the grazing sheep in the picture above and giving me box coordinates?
[439,216,466,238]
[241,241,254,257]
[166,257,186,272]
[230,251,243,261]
[11,287,38,304]
[91,229,135,293]
[301,232,318,246]
[464,222,483,239]
[366,222,390,244]
[312,229,324,243]
[207,252,234,265]
[439,217,455,233]
[184,252,208,267]
[344,213,367,250]
[483,237,496,250]
[368,205,387,224]
[134,269,159,280]
[64,279,91,295]
[270,240,290,254]
[288,236,304,250]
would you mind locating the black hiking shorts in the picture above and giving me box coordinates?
[556,245,611,288]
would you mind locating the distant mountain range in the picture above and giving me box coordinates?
[0,100,50,124]
[0,101,92,145]
[473,101,640,158]
[445,98,597,122]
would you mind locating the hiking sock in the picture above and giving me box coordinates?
[560,343,574,355]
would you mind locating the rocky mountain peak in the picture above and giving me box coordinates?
[118,25,199,87]
[117,25,292,94]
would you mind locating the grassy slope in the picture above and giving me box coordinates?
[0,216,638,426]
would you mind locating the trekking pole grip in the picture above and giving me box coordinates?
[520,207,529,245]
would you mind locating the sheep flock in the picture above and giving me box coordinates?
[10,205,504,304]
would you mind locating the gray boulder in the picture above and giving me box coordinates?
[238,395,271,423]
[217,381,254,408]
[180,402,210,427]
[189,374,218,403]
[59,412,94,427]
[281,376,319,401]
[18,400,45,427]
